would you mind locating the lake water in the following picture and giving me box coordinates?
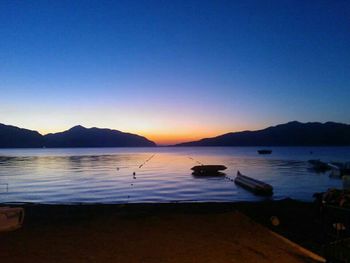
[0,147,349,204]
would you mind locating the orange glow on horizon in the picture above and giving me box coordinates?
[145,134,206,145]
[138,123,260,145]
[14,103,265,146]
[36,122,261,145]
[39,128,230,146]
[141,130,228,145]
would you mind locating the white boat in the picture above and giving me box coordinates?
[234,171,273,196]
[0,207,24,232]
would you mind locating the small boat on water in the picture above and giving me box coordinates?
[0,207,24,232]
[191,165,227,176]
[234,171,273,196]
[257,149,272,155]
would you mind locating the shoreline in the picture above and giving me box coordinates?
[2,199,327,257]
[1,198,328,263]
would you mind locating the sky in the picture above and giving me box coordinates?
[0,0,349,145]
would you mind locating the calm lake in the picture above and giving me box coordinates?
[0,147,349,204]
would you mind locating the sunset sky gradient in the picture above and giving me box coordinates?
[1,1,349,144]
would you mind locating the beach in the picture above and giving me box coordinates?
[0,199,326,263]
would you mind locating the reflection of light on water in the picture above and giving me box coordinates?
[0,183,9,193]
[0,147,348,204]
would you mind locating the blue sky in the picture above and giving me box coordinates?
[0,0,349,144]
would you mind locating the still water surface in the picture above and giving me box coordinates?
[0,147,349,204]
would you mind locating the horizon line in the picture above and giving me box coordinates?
[2,120,350,146]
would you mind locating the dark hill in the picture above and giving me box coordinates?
[0,123,156,148]
[175,121,350,146]
[43,125,156,147]
[0,123,43,148]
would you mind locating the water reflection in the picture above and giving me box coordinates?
[192,172,226,178]
[0,147,349,204]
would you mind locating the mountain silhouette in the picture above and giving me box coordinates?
[44,125,156,147]
[0,123,156,148]
[0,123,43,148]
[175,121,350,146]
[2,121,350,148]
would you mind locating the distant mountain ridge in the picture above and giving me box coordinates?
[0,123,43,148]
[44,125,156,147]
[0,123,156,148]
[175,121,350,146]
[1,121,350,148]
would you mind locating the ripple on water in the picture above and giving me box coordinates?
[0,147,348,203]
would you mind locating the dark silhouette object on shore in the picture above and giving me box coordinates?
[176,121,350,147]
[234,171,273,196]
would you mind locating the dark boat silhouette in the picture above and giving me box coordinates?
[257,149,272,154]
[234,171,273,196]
[191,165,227,176]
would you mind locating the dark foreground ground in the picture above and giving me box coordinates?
[0,199,328,263]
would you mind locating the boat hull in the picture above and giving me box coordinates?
[257,150,272,155]
[234,172,273,196]
[191,165,227,176]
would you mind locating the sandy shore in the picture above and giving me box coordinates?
[0,200,325,263]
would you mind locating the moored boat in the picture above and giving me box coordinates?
[191,165,227,176]
[234,171,273,196]
[257,149,272,155]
